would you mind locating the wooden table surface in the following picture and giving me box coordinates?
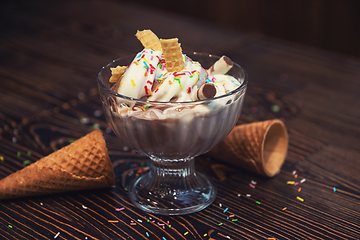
[1,1,360,239]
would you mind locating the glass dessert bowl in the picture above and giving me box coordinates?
[97,52,248,215]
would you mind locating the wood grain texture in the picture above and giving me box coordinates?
[1,0,359,239]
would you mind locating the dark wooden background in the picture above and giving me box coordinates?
[1,0,360,239]
[132,0,360,59]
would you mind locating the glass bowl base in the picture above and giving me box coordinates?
[128,171,217,215]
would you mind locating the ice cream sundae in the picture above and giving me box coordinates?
[98,29,247,160]
[97,29,248,215]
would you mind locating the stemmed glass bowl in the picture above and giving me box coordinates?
[97,52,248,215]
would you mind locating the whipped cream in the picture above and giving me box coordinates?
[116,49,240,104]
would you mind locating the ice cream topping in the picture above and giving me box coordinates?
[110,30,241,104]
[99,29,248,159]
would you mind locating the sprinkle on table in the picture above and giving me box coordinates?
[27,151,31,156]
[223,207,229,213]
[8,225,13,228]
[298,188,302,192]
[255,201,261,205]
[271,104,280,112]
[251,106,258,113]
[203,233,208,237]
[17,152,21,157]
[91,123,99,130]
[146,232,149,237]
[300,178,306,184]
[296,196,305,202]
[82,205,88,209]
[184,231,189,236]
[249,183,256,189]
[108,220,119,223]
[80,117,90,124]
[231,219,238,222]
[282,207,287,211]
[287,181,295,185]
[115,207,125,211]
[218,223,223,226]
[23,160,31,166]
[93,109,102,117]
[130,222,136,226]
[54,232,60,239]
[0,155,4,161]
[333,187,337,192]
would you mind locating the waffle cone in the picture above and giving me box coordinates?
[0,129,115,200]
[135,29,162,51]
[208,119,288,177]
[160,38,184,72]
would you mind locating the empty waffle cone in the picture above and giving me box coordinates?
[208,119,288,177]
[0,129,115,200]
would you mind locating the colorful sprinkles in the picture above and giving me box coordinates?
[271,104,280,112]
[23,160,31,166]
[95,165,333,239]
[296,196,304,202]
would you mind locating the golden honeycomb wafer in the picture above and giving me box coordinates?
[135,29,162,51]
[160,38,184,72]
[109,66,127,83]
